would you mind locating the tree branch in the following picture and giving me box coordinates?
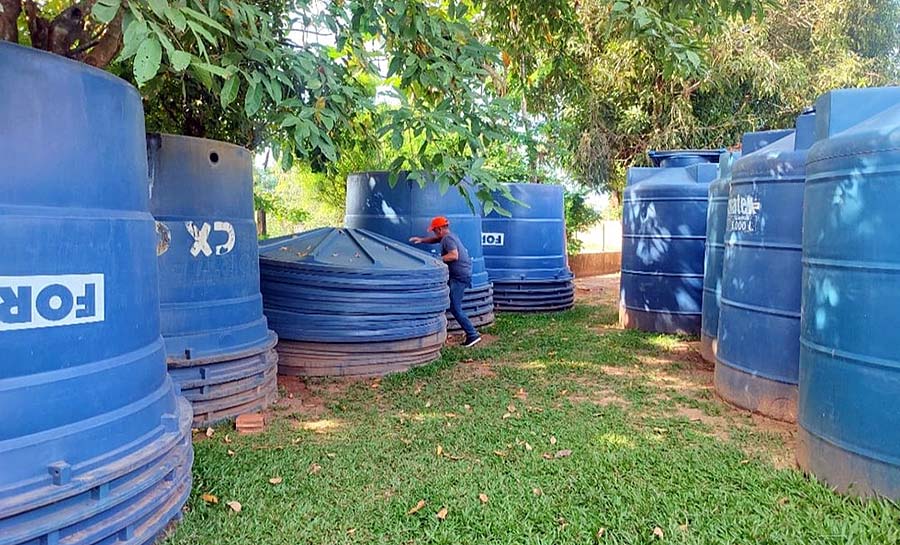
[0,0,22,43]
[83,8,122,68]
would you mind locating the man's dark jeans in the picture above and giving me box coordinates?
[448,277,478,340]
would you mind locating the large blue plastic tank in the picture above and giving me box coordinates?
[700,131,795,363]
[620,150,723,334]
[0,43,192,544]
[797,87,900,497]
[715,115,814,422]
[699,151,741,361]
[259,228,449,376]
[345,172,494,330]
[482,183,574,311]
[148,134,277,425]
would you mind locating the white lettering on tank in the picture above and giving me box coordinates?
[0,274,105,331]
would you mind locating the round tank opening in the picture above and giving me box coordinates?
[209,151,220,164]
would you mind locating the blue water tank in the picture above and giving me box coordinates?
[620,150,723,334]
[699,132,792,362]
[482,183,574,311]
[798,87,900,497]
[0,43,192,544]
[148,134,277,426]
[259,228,450,377]
[715,115,814,422]
[699,151,741,360]
[344,172,494,330]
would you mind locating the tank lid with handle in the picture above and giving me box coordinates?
[741,129,795,155]
[647,149,726,168]
[814,86,900,141]
[808,88,900,165]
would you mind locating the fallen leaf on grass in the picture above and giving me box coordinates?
[268,477,283,485]
[653,527,664,538]
[542,452,553,460]
[478,493,488,503]
[502,413,512,419]
[532,488,542,496]
[407,500,426,515]
[525,442,533,451]
[291,437,302,444]
[550,436,557,445]
[326,453,336,458]
[436,445,444,457]
[679,523,689,532]
[227,449,235,457]
[548,351,557,356]
[347,528,356,535]
[597,527,606,539]
[223,434,232,444]
[308,463,322,474]
[464,404,472,412]
[555,449,572,459]
[370,379,380,389]
[226,501,242,513]
[201,493,218,504]
[493,450,507,457]
[507,404,517,413]
[777,497,789,506]
[514,388,528,400]
[205,427,214,438]
[559,389,569,396]
[425,401,432,408]
[436,507,448,520]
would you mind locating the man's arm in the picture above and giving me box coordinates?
[442,249,459,263]
[409,235,441,244]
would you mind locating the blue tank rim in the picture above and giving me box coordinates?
[0,41,141,98]
[147,131,252,156]
[648,149,726,166]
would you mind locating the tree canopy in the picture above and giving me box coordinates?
[4,0,898,214]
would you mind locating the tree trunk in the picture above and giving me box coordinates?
[0,0,22,43]
[256,209,267,238]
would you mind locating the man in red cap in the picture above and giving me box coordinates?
[410,216,481,347]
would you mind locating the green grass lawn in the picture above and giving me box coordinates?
[167,289,900,545]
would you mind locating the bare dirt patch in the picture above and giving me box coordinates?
[574,274,620,307]
[274,375,355,418]
[448,358,498,380]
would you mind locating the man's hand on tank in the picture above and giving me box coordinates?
[409,236,423,244]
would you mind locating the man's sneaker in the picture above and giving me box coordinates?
[463,336,482,348]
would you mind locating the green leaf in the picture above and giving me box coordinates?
[133,37,162,85]
[182,6,230,34]
[92,0,121,24]
[244,83,263,117]
[192,61,230,78]
[169,50,191,71]
[118,18,148,61]
[164,6,187,32]
[186,20,217,47]
[148,0,167,18]
[220,76,240,108]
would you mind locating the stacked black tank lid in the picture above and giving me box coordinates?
[259,228,450,377]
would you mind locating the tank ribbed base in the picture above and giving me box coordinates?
[447,283,495,331]
[619,305,701,335]
[492,278,575,312]
[713,361,797,422]
[0,397,193,545]
[276,330,447,378]
[699,333,716,363]
[167,334,279,426]
[797,426,900,499]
